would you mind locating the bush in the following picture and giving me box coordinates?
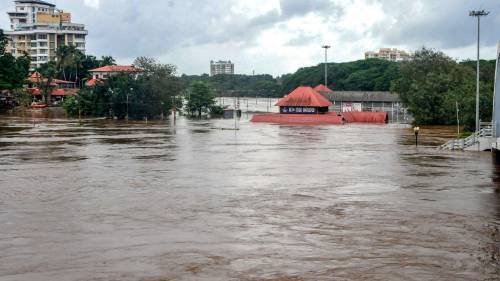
[62,95,80,117]
[209,104,224,116]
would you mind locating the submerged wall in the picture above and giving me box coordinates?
[493,43,500,138]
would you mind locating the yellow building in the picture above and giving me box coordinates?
[5,0,87,70]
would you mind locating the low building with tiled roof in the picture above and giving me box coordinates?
[313,84,333,93]
[85,78,104,87]
[276,86,332,114]
[89,65,144,79]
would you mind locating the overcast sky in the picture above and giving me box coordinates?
[0,0,499,76]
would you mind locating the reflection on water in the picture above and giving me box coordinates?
[0,116,499,281]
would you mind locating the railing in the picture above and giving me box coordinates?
[439,122,493,150]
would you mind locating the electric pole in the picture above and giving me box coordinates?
[469,10,489,133]
[322,45,331,87]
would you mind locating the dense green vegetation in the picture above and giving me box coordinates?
[181,74,281,97]
[52,44,116,86]
[62,57,183,119]
[0,29,30,90]
[181,59,401,98]
[392,48,495,129]
[0,29,30,112]
[2,26,497,128]
[280,59,400,94]
[185,81,222,117]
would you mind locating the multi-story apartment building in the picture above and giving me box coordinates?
[5,0,88,69]
[365,48,411,62]
[210,60,234,76]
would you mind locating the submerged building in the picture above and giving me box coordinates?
[251,85,388,124]
[276,86,332,114]
[5,0,88,69]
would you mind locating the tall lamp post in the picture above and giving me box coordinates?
[469,10,489,133]
[321,45,331,87]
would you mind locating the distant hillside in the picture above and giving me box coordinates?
[180,73,281,97]
[280,59,401,95]
[180,58,496,98]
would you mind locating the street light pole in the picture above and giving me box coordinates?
[321,45,331,87]
[469,10,489,133]
[126,93,129,122]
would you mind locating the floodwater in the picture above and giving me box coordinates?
[0,115,499,281]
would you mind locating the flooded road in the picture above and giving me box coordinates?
[0,116,499,281]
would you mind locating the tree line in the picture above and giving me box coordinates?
[1,25,497,128]
[392,48,495,129]
[63,57,221,119]
[180,73,282,98]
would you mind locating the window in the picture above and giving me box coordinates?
[39,42,47,47]
[30,42,37,48]
[38,34,47,40]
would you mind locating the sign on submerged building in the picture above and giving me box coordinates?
[280,107,318,114]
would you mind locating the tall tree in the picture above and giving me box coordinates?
[185,81,216,117]
[37,61,58,104]
[100,56,116,66]
[391,48,479,127]
[0,29,30,90]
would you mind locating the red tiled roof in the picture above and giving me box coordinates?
[28,88,41,95]
[89,65,144,73]
[29,72,42,79]
[85,78,103,86]
[28,88,78,96]
[51,89,66,96]
[276,86,333,107]
[313,84,333,93]
[53,79,76,84]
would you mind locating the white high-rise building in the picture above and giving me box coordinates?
[210,60,234,76]
[5,0,88,69]
[365,48,412,62]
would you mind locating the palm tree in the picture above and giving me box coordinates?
[37,61,57,104]
[100,56,116,66]
[56,45,70,81]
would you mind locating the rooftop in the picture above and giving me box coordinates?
[15,0,55,7]
[321,91,400,102]
[313,84,333,93]
[89,65,144,73]
[276,86,332,107]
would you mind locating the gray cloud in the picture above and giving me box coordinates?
[0,0,498,75]
[371,0,500,49]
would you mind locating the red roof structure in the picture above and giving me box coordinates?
[28,88,78,96]
[89,65,143,73]
[85,78,103,87]
[27,72,75,86]
[313,84,333,93]
[276,86,332,107]
[251,112,344,124]
[341,111,388,123]
[53,79,76,85]
[50,89,66,96]
[29,72,42,79]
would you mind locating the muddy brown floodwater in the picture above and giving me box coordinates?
[0,116,499,281]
